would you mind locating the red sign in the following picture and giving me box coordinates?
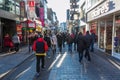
[28,1,35,7]
[28,22,36,28]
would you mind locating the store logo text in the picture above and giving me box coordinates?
[92,2,109,17]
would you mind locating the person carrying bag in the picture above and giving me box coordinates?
[32,34,48,77]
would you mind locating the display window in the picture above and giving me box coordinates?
[106,21,112,53]
[99,21,105,49]
[90,22,97,34]
[114,24,120,54]
[99,26,105,49]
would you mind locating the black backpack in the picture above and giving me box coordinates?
[36,40,45,53]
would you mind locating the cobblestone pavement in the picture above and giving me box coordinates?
[0,45,120,80]
[48,49,120,80]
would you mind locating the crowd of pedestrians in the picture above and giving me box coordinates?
[30,30,97,77]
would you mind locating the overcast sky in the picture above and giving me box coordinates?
[47,0,70,23]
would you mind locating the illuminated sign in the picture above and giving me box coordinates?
[28,1,35,7]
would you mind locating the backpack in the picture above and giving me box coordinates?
[36,41,45,53]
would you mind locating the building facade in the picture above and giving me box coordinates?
[85,0,120,59]
[0,0,20,52]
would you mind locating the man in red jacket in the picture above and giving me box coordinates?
[32,34,48,77]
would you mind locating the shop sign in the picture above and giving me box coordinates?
[16,24,22,35]
[28,22,35,28]
[20,1,26,17]
[28,1,35,7]
[27,0,35,18]
[39,8,44,27]
[92,1,109,17]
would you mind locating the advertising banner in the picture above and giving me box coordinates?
[20,1,26,17]
[27,0,36,19]
[39,8,45,27]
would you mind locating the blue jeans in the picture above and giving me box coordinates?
[85,47,91,61]
[78,51,84,62]
[90,42,94,52]
[68,43,72,52]
[47,47,51,57]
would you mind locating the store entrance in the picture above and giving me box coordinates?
[1,18,16,52]
[99,26,105,49]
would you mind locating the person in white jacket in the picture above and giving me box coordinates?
[12,34,20,52]
[51,33,57,56]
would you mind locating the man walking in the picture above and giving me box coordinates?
[56,32,63,54]
[76,32,86,63]
[32,34,48,77]
[84,31,92,61]
[44,33,51,58]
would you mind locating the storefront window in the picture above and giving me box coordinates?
[106,21,113,53]
[99,21,105,49]
[114,24,120,54]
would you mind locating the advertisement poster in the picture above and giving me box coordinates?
[39,8,44,27]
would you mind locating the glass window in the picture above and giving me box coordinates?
[114,25,120,54]
[0,0,5,9]
[9,0,15,14]
[16,5,20,15]
[87,0,103,9]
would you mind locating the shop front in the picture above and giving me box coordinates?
[112,14,120,59]
[0,18,17,52]
[87,0,120,59]
[99,21,105,51]
[21,20,36,44]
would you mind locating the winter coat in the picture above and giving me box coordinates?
[85,33,92,48]
[76,35,86,52]
[12,35,20,44]
[66,34,74,44]
[4,36,13,48]
[51,35,57,45]
[44,36,51,47]
[32,38,48,56]
[56,34,63,47]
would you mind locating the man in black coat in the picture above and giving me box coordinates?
[44,33,51,58]
[84,31,92,61]
[56,32,63,54]
[76,32,86,63]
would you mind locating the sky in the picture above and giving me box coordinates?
[47,0,70,23]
